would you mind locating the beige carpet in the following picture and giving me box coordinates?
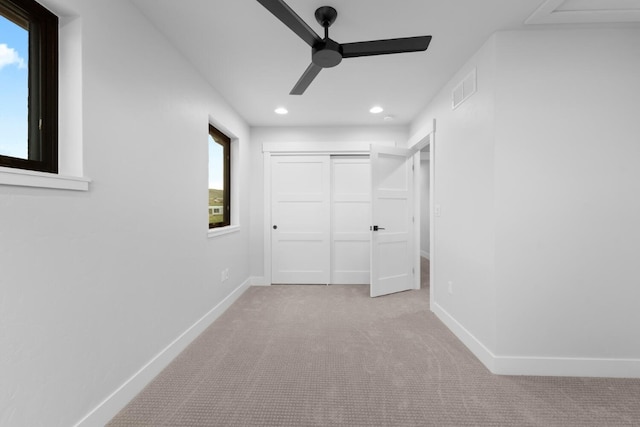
[108,259,640,426]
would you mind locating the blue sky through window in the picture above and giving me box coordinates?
[0,14,28,159]
[208,135,223,190]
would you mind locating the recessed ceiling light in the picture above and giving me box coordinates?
[384,115,395,121]
[275,107,288,115]
[369,106,384,114]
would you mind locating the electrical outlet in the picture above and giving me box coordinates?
[221,270,225,282]
[435,205,442,217]
[225,268,229,281]
[448,281,453,295]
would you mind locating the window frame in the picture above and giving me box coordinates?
[0,0,58,173]
[208,124,231,229]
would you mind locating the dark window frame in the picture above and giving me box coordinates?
[208,124,231,229]
[0,0,58,173]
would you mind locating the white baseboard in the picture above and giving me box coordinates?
[432,301,640,378]
[420,251,430,260]
[250,276,270,286]
[74,278,251,427]
[493,355,640,378]
[431,302,496,372]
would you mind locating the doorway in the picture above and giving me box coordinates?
[420,147,431,290]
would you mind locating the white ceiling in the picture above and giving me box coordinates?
[131,0,548,127]
[526,0,640,24]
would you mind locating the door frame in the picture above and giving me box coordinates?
[408,120,436,306]
[262,141,395,285]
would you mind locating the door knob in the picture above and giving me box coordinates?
[372,225,385,231]
[273,225,278,230]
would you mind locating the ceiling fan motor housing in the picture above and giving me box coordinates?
[311,6,342,68]
[312,39,343,68]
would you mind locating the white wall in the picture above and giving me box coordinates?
[492,29,640,361]
[249,126,409,282]
[0,0,251,425]
[411,37,498,354]
[410,27,640,376]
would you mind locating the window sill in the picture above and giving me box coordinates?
[208,225,240,238]
[0,167,91,191]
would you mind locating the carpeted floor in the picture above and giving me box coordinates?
[108,259,640,426]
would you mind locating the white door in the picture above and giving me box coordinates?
[331,156,370,284]
[271,155,330,284]
[370,145,414,297]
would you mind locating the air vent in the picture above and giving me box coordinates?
[452,68,477,110]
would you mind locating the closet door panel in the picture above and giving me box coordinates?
[271,156,330,284]
[331,157,371,284]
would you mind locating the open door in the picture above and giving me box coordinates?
[370,145,414,297]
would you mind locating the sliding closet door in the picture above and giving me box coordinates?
[331,157,371,284]
[271,155,330,284]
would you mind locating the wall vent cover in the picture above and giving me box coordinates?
[452,68,477,110]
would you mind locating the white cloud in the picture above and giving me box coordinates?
[0,43,26,70]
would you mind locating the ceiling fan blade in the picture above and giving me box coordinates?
[290,63,322,95]
[342,36,432,58]
[256,0,321,47]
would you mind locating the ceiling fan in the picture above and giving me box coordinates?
[257,0,432,95]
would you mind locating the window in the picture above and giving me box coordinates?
[0,0,58,173]
[208,124,230,229]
